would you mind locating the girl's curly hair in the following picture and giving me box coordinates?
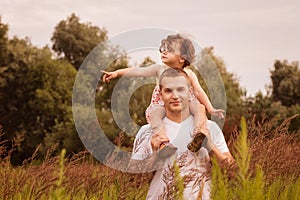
[161,34,195,68]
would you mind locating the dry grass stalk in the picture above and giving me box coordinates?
[228,115,300,184]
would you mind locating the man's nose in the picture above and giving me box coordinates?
[171,91,179,98]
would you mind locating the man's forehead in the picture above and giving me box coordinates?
[161,76,189,88]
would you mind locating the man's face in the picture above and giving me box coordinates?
[160,76,190,114]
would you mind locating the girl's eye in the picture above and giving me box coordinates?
[159,43,175,53]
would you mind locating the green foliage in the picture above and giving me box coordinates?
[0,17,9,66]
[191,47,246,135]
[51,13,108,70]
[245,92,300,133]
[0,34,80,164]
[96,54,130,110]
[271,60,300,106]
[129,82,155,126]
[173,162,184,200]
[96,56,155,142]
[50,149,68,200]
[234,117,251,184]
[244,60,300,132]
[211,117,300,200]
[211,158,229,199]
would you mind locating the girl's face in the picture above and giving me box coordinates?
[159,42,185,68]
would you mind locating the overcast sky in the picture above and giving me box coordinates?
[1,0,300,96]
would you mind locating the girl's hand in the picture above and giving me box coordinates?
[209,108,225,119]
[101,70,118,83]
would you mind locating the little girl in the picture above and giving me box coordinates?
[102,34,224,157]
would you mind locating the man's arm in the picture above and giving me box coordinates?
[129,125,166,173]
[209,147,235,167]
[203,121,236,175]
[131,125,154,160]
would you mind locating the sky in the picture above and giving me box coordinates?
[1,0,300,96]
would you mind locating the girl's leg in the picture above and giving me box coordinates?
[149,106,166,136]
[188,101,209,152]
[189,101,208,134]
[149,106,177,157]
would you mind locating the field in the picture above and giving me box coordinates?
[1,117,299,200]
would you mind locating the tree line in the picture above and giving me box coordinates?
[0,13,299,165]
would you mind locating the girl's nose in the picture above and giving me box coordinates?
[161,49,168,54]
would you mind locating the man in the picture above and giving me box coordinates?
[131,68,234,200]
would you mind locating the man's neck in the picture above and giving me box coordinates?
[165,110,191,123]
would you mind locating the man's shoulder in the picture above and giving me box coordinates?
[207,120,219,127]
[139,124,151,131]
[136,124,152,138]
[207,120,223,135]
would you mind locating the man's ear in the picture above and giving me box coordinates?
[189,86,193,98]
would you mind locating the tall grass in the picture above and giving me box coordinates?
[0,135,152,200]
[211,117,300,200]
[1,115,299,199]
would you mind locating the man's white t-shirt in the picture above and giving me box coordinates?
[131,115,229,200]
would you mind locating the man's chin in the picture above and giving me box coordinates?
[169,106,182,112]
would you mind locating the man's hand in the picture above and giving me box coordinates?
[151,133,169,151]
[101,70,118,83]
[200,130,215,152]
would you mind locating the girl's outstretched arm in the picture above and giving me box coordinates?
[102,64,161,82]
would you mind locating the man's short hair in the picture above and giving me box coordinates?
[159,68,191,90]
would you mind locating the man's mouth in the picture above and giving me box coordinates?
[170,101,181,106]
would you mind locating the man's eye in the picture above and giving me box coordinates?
[177,88,185,92]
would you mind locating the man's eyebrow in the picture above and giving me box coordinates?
[162,86,174,91]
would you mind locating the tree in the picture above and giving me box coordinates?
[192,47,246,136]
[271,60,300,106]
[94,56,156,148]
[244,60,300,133]
[0,37,41,139]
[51,13,108,70]
[129,57,156,127]
[0,33,79,164]
[0,17,9,67]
